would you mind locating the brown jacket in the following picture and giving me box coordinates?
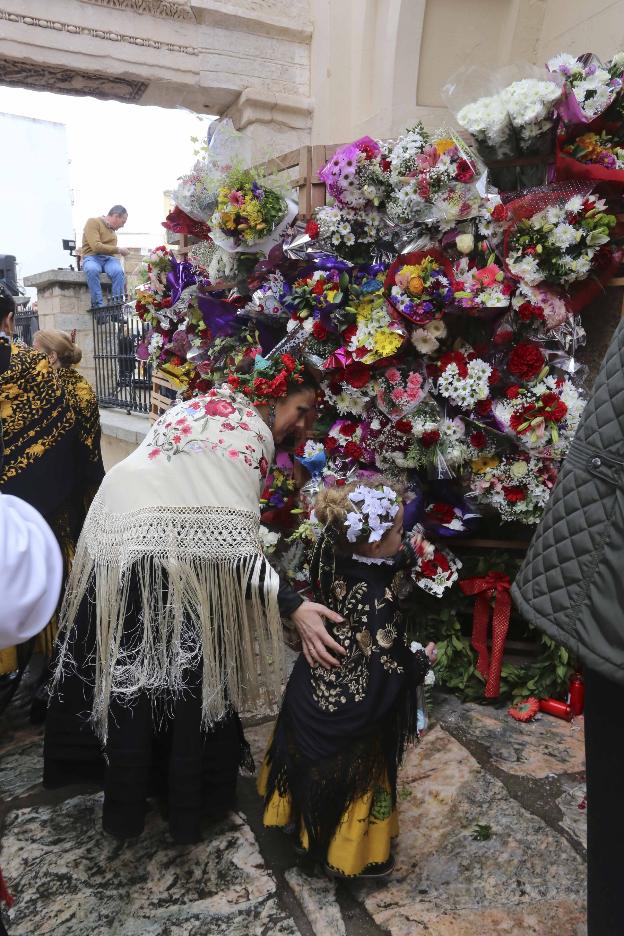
[82,218,118,257]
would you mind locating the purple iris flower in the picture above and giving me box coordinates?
[251,180,265,200]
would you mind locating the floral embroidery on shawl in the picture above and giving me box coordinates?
[147,388,270,477]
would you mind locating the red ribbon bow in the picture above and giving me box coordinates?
[459,571,511,698]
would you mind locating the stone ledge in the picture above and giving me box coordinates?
[99,407,150,445]
[23,269,112,290]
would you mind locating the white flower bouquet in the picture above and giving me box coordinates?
[505,186,617,288]
[444,64,563,189]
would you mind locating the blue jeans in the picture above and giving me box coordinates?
[83,254,125,307]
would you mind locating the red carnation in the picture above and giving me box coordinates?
[510,409,530,433]
[427,503,455,524]
[439,351,468,378]
[381,158,391,173]
[344,363,371,389]
[344,440,363,461]
[395,419,413,434]
[421,430,441,448]
[420,560,438,578]
[506,385,521,400]
[507,342,545,381]
[325,437,339,452]
[312,320,328,340]
[493,329,514,346]
[227,375,241,389]
[358,141,378,161]
[305,219,320,239]
[312,281,325,296]
[488,367,502,387]
[503,486,526,503]
[436,552,450,572]
[281,354,297,372]
[475,399,493,416]
[470,430,487,450]
[340,421,358,437]
[517,301,544,322]
[342,323,358,344]
[491,203,508,222]
[542,392,567,422]
[455,158,475,182]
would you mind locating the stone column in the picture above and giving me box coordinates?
[224,87,313,160]
[22,269,113,389]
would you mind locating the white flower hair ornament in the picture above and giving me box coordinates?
[344,485,400,544]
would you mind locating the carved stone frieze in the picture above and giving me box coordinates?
[0,58,148,102]
[0,8,196,55]
[79,0,195,21]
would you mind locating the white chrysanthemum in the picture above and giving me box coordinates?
[412,329,439,355]
[547,52,578,72]
[426,319,447,339]
[507,253,542,285]
[550,223,581,249]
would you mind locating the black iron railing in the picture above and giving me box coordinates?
[14,307,39,346]
[92,297,152,414]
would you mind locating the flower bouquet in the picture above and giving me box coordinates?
[434,350,493,411]
[557,126,624,191]
[386,126,485,230]
[444,65,563,189]
[469,453,558,524]
[452,255,512,313]
[424,498,480,537]
[493,376,584,457]
[375,366,426,418]
[372,406,472,478]
[325,418,375,465]
[343,273,406,363]
[504,185,617,287]
[282,267,349,327]
[318,136,392,210]
[307,204,387,263]
[403,526,461,596]
[385,249,455,325]
[135,248,204,375]
[210,167,297,253]
[548,53,622,124]
[322,366,375,417]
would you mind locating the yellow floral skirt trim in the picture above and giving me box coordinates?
[257,757,398,877]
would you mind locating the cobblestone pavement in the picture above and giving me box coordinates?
[0,688,587,936]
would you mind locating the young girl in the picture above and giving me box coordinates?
[258,479,436,879]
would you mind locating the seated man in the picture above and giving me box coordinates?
[82,205,128,307]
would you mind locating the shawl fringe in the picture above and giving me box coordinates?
[53,494,284,742]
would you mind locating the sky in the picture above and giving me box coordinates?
[0,86,214,259]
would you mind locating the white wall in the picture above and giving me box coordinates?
[0,112,74,294]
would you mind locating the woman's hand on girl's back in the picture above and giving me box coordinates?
[290,602,347,669]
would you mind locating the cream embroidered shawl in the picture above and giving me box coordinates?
[54,386,284,740]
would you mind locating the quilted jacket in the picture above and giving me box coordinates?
[513,318,624,686]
